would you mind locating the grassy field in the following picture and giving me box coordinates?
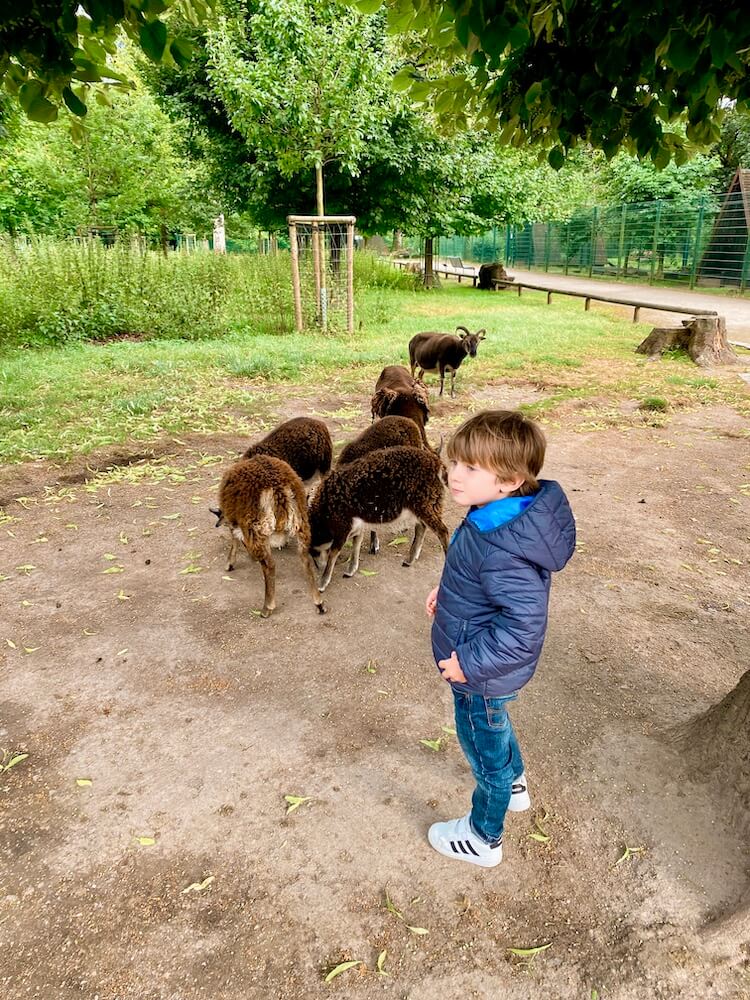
[1,282,748,463]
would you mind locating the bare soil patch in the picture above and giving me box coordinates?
[1,386,749,999]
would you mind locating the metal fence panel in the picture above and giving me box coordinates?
[411,192,750,292]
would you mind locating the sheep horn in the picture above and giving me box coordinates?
[476,328,487,339]
[455,325,471,337]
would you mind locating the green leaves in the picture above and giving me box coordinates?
[140,20,169,62]
[18,81,58,123]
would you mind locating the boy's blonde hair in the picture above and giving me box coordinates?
[447,410,546,497]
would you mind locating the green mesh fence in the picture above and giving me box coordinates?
[409,192,750,291]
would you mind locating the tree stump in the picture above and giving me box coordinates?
[636,315,739,366]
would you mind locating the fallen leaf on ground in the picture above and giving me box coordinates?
[419,738,442,752]
[508,943,551,957]
[323,960,362,983]
[284,794,312,814]
[181,875,215,894]
[75,778,93,787]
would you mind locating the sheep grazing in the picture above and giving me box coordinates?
[212,455,326,618]
[338,414,423,466]
[243,417,332,488]
[409,326,486,397]
[309,445,449,592]
[338,414,426,556]
[370,365,430,446]
[477,262,513,291]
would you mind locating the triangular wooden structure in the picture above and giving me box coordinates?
[697,168,750,287]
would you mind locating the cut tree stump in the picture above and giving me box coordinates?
[636,315,739,366]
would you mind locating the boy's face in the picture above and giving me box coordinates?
[447,459,523,508]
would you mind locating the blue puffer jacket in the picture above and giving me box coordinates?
[431,480,576,696]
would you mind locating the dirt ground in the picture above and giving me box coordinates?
[1,381,749,1000]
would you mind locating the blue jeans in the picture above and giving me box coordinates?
[453,690,524,847]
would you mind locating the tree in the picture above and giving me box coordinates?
[205,0,391,216]
[0,1,209,121]
[0,77,217,239]
[379,0,750,166]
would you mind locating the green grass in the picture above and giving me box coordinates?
[1,282,748,463]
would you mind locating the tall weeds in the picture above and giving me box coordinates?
[0,238,414,349]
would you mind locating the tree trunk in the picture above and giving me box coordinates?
[393,229,403,252]
[422,237,440,288]
[636,316,739,366]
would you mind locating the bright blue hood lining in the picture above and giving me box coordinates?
[467,495,535,532]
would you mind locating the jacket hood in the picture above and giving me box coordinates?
[466,480,576,572]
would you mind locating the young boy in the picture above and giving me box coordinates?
[425,410,576,867]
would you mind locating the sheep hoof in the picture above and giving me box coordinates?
[402,559,413,568]
[316,601,327,615]
[261,607,273,618]
[226,564,234,572]
[369,542,379,555]
[343,569,356,578]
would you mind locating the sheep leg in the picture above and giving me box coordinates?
[402,521,427,566]
[258,549,276,618]
[420,509,450,554]
[226,529,240,571]
[369,530,379,554]
[318,545,343,592]
[450,369,456,398]
[439,368,445,396]
[343,530,365,577]
[296,539,327,614]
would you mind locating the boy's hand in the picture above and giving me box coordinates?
[425,585,439,617]
[438,650,467,684]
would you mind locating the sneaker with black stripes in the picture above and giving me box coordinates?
[427,814,502,868]
[507,771,531,812]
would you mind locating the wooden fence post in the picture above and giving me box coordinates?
[289,222,303,332]
[346,221,354,335]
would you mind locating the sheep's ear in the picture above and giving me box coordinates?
[476,329,487,340]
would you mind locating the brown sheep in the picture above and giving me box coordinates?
[338,415,439,555]
[309,446,449,592]
[338,414,423,467]
[213,455,326,618]
[409,327,486,397]
[370,365,430,446]
[243,417,332,487]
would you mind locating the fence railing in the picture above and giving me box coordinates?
[408,191,750,293]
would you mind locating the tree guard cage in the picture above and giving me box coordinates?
[287,215,356,333]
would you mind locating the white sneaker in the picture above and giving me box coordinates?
[507,772,531,812]
[427,814,502,868]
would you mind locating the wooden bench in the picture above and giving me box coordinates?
[433,257,480,284]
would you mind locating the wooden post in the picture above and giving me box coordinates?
[311,221,322,325]
[633,305,641,323]
[544,222,551,272]
[585,297,591,311]
[289,222,303,332]
[547,290,553,304]
[346,221,354,335]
